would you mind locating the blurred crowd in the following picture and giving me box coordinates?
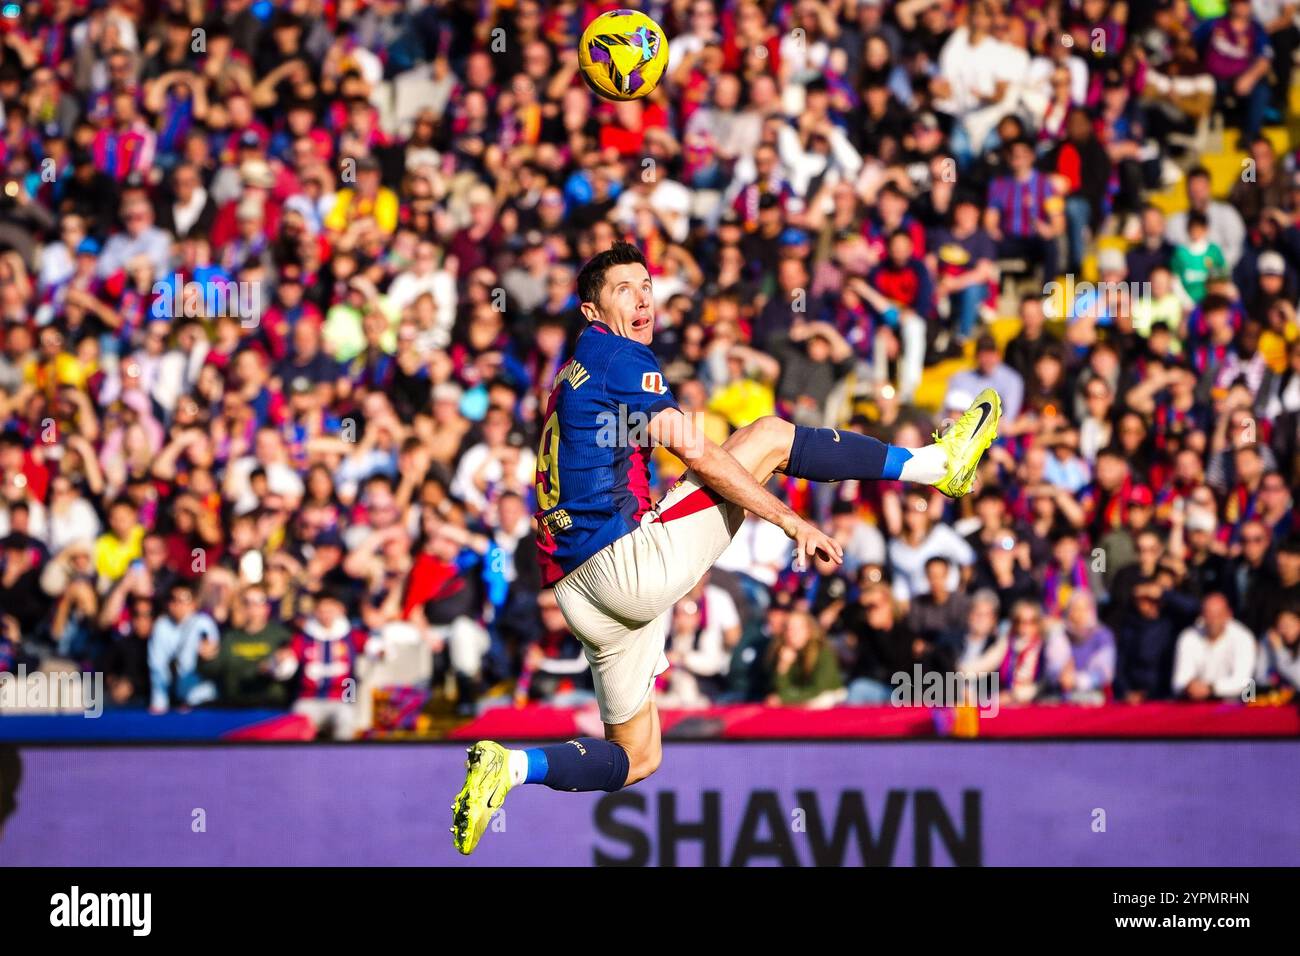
[1,0,1300,737]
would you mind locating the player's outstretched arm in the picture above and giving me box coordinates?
[647,407,842,567]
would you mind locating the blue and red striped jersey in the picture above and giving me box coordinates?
[987,171,1056,238]
[290,624,370,700]
[534,320,680,586]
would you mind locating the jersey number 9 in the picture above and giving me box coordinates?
[536,410,561,510]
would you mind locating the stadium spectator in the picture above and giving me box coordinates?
[906,555,971,644]
[947,588,1007,681]
[199,583,292,708]
[984,137,1064,284]
[103,594,154,708]
[888,486,976,604]
[660,574,742,708]
[492,587,593,710]
[765,608,845,708]
[1171,592,1259,700]
[1,534,53,652]
[721,587,790,705]
[1114,577,1197,702]
[930,193,997,345]
[840,580,944,703]
[1044,591,1116,703]
[1231,518,1281,637]
[1195,0,1274,141]
[277,589,376,740]
[40,539,99,660]
[1165,167,1246,268]
[1000,600,1049,704]
[944,334,1025,424]
[1275,535,1300,608]
[147,581,219,714]
[1255,600,1300,694]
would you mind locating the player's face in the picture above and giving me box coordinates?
[590,262,655,345]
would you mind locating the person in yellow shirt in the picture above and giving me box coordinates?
[650,378,733,480]
[94,498,144,587]
[24,326,88,402]
[706,344,779,428]
[708,375,776,428]
[323,155,399,236]
[1259,298,1299,374]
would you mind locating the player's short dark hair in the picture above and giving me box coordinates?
[577,241,647,306]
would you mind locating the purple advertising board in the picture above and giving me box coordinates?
[0,741,1296,866]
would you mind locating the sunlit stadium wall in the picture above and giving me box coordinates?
[1,742,1296,866]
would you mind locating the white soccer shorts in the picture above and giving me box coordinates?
[552,471,745,725]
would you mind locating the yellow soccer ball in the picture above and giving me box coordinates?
[577,9,669,101]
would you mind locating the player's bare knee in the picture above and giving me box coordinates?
[624,739,662,785]
[763,417,796,472]
[727,415,794,475]
[743,415,793,447]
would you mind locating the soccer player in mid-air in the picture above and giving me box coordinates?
[451,241,1000,854]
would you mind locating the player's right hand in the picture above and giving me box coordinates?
[786,518,844,570]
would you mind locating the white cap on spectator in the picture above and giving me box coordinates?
[1258,251,1286,276]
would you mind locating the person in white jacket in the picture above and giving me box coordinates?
[1172,593,1258,700]
[931,2,1031,162]
[776,113,863,199]
[43,478,101,555]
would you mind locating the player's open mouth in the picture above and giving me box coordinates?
[632,316,651,331]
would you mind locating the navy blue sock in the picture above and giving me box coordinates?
[787,426,912,481]
[523,739,630,792]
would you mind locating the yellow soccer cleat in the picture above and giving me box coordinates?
[451,740,513,855]
[932,387,1001,499]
